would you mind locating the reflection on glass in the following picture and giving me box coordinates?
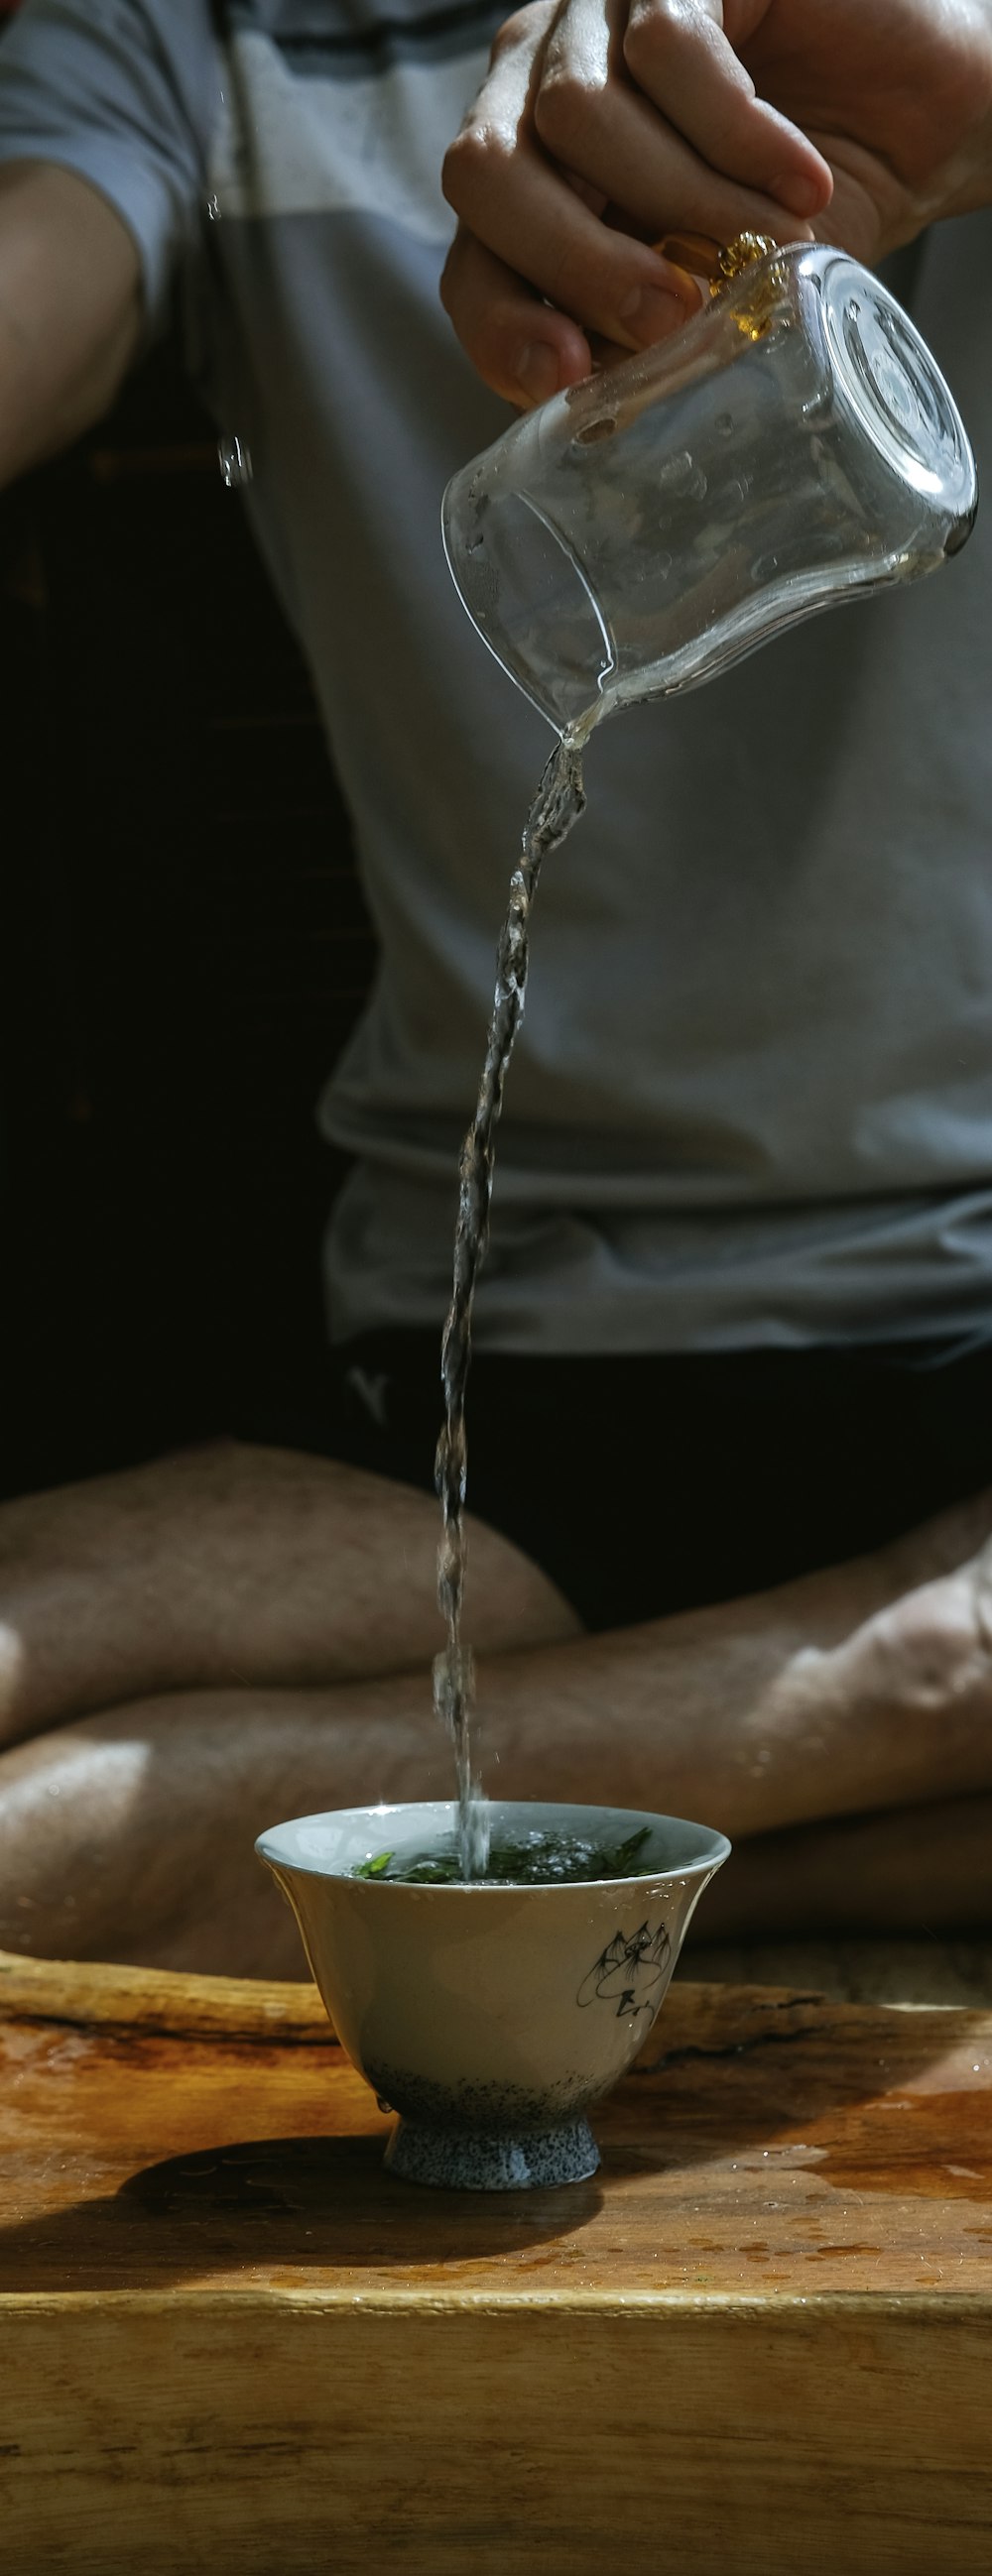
[442,244,978,736]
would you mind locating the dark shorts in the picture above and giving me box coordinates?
[238,1328,992,1631]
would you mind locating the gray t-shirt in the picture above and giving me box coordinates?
[4,0,992,1353]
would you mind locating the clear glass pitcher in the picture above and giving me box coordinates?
[442,238,978,737]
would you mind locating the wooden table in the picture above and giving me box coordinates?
[2,1946,991,2574]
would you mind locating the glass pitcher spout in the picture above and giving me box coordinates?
[441,241,978,737]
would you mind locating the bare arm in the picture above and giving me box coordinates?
[0,159,142,488]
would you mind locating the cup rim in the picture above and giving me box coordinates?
[256,1799,732,1890]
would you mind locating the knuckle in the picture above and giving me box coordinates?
[622,0,683,80]
[490,6,541,56]
[441,122,495,215]
[620,19,655,81]
[533,68,599,162]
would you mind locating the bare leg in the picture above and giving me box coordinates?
[0,1439,579,1749]
[696,1791,992,1940]
[2,1437,986,1755]
[3,1448,992,1973]
[0,1685,454,1976]
[2,1682,990,1973]
[4,1485,992,1971]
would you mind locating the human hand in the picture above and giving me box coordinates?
[441,0,992,406]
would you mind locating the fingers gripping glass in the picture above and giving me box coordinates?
[442,237,978,737]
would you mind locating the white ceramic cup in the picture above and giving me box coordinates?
[257,1800,730,2190]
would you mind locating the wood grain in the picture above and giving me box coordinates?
[0,1941,330,2042]
[2,1951,991,2573]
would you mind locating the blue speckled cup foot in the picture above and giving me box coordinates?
[384,2115,600,2191]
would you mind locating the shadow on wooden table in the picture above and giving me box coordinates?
[3,1974,990,2293]
[0,2127,603,2290]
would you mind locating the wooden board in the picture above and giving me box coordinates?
[2,1947,991,2574]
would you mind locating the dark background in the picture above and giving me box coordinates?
[1,338,377,1499]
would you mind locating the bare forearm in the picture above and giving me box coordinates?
[0,161,141,488]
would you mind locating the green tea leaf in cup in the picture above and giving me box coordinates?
[351,1825,657,1886]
